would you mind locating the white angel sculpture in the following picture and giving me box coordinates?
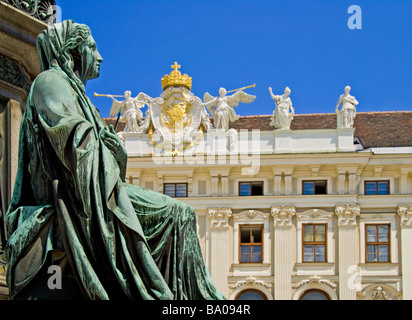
[336,86,358,128]
[109,90,152,133]
[203,87,256,131]
[269,86,294,130]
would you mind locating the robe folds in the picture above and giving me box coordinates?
[4,66,224,300]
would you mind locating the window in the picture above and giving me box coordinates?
[366,224,390,262]
[302,224,327,262]
[299,289,330,300]
[236,289,267,300]
[163,183,188,197]
[302,180,327,195]
[239,225,263,263]
[239,182,263,196]
[365,181,389,195]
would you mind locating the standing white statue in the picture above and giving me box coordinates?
[335,86,358,128]
[203,86,256,131]
[269,86,294,130]
[109,90,152,133]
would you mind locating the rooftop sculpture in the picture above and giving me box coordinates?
[336,85,359,128]
[269,86,294,130]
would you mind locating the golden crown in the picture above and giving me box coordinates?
[161,62,192,90]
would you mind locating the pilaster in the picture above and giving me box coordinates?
[398,205,412,299]
[335,204,360,300]
[207,207,232,298]
[271,206,295,300]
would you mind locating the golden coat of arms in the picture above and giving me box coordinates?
[146,62,212,155]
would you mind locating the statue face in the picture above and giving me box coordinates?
[284,87,291,96]
[81,35,103,80]
[219,88,226,97]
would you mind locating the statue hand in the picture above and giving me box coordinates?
[100,125,127,181]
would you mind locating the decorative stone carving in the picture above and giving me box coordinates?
[335,204,360,226]
[269,86,294,130]
[230,275,272,289]
[297,209,333,220]
[398,205,412,226]
[0,53,31,93]
[235,209,268,221]
[134,63,212,155]
[203,87,256,131]
[271,206,296,226]
[208,207,232,228]
[336,86,358,128]
[293,275,337,289]
[357,285,401,300]
[2,0,56,23]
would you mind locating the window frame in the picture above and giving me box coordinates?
[238,224,264,264]
[238,181,264,197]
[365,223,391,263]
[163,182,188,198]
[364,180,390,195]
[302,223,328,263]
[302,180,328,195]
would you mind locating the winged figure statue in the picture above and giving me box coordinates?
[203,87,256,131]
[109,91,153,132]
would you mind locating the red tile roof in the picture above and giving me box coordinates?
[104,111,412,149]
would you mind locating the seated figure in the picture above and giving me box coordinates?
[4,20,224,300]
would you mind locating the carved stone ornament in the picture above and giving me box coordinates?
[0,53,31,93]
[146,63,212,156]
[293,275,337,289]
[235,210,269,221]
[297,209,333,220]
[2,0,57,24]
[357,285,401,300]
[398,205,412,227]
[230,275,272,289]
[335,204,360,226]
[271,206,296,226]
[208,207,232,228]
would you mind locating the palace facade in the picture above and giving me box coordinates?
[108,103,412,300]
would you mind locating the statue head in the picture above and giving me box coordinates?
[284,87,291,96]
[219,87,227,97]
[124,91,132,99]
[37,20,103,90]
[345,86,351,94]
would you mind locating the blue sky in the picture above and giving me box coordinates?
[57,0,412,119]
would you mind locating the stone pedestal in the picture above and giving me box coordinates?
[0,1,50,300]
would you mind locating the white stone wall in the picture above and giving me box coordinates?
[125,129,412,300]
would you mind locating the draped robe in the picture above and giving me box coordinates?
[4,21,224,301]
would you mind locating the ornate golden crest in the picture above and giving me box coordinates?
[148,62,212,156]
[161,96,192,132]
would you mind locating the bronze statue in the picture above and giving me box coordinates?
[4,20,224,300]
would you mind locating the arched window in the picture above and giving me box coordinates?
[299,289,330,300]
[235,289,267,300]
